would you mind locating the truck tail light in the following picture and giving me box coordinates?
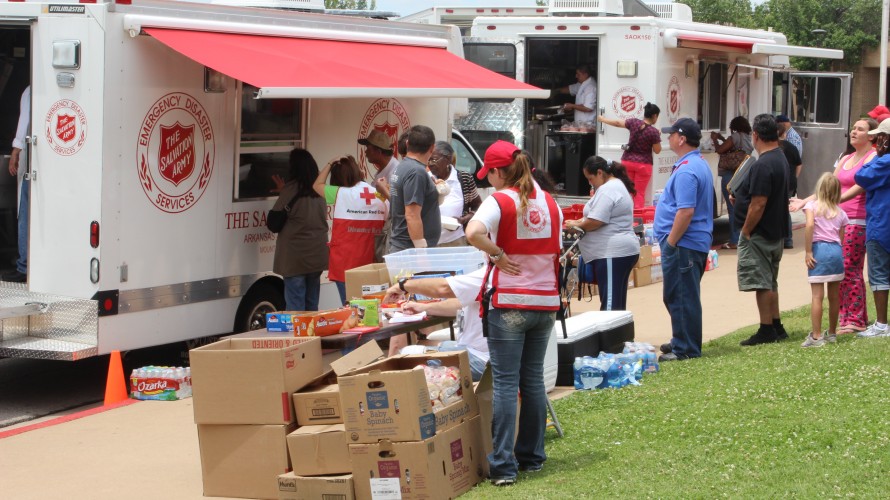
[90,258,100,284]
[90,221,99,248]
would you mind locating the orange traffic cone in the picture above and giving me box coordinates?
[104,350,129,406]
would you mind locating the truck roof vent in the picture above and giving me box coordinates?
[642,2,693,21]
[548,0,625,17]
[208,0,325,13]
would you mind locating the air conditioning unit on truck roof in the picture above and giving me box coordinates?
[0,0,545,361]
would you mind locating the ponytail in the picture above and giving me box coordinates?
[502,151,536,215]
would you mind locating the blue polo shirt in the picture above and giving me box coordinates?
[653,149,714,253]
[855,152,890,250]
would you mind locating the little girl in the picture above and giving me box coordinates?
[802,173,849,347]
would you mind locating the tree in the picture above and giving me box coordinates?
[752,0,881,70]
[677,0,755,28]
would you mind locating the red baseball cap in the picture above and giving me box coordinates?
[476,140,519,180]
[867,105,890,120]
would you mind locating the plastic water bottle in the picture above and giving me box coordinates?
[581,357,605,390]
[573,357,584,390]
[605,358,622,388]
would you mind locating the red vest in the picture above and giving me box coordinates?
[485,187,562,311]
[328,182,386,282]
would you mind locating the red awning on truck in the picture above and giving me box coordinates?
[144,28,549,99]
[663,29,843,60]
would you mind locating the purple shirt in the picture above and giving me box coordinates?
[621,118,661,165]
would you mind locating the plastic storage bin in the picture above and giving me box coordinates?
[384,247,487,281]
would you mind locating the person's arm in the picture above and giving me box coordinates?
[597,116,626,128]
[568,217,605,232]
[789,193,815,212]
[795,163,802,179]
[313,158,337,198]
[667,208,694,247]
[466,220,521,276]
[374,177,390,201]
[652,142,662,155]
[10,87,29,177]
[740,195,767,238]
[404,203,426,247]
[839,184,864,204]
[8,149,20,177]
[713,136,736,155]
[804,208,816,269]
[401,298,461,318]
[384,277,455,303]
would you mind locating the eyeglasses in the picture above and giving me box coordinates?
[428,156,447,164]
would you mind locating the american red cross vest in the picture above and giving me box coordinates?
[485,186,562,311]
[329,182,386,282]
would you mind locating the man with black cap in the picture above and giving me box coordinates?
[735,114,791,346]
[359,129,399,260]
[655,118,714,361]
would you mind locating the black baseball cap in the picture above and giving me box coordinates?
[661,118,701,141]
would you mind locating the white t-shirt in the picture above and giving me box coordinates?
[579,178,640,261]
[568,77,597,123]
[437,166,466,244]
[446,268,489,363]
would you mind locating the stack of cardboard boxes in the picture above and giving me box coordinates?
[632,245,654,288]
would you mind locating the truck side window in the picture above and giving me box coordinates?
[698,62,727,131]
[464,43,516,104]
[814,77,841,125]
[235,83,304,200]
[450,136,480,176]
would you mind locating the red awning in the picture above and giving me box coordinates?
[676,33,754,52]
[144,28,548,99]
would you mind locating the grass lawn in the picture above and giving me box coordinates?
[465,300,890,498]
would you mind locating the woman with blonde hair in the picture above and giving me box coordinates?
[465,140,562,486]
[801,173,848,347]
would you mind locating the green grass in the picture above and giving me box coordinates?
[465,300,890,498]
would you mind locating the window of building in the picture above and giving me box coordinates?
[235,83,305,200]
[698,62,727,130]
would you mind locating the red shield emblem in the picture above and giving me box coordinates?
[56,114,76,143]
[621,95,636,113]
[374,122,400,158]
[670,90,679,114]
[158,122,196,186]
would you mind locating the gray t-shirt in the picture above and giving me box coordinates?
[578,178,640,261]
[389,158,441,250]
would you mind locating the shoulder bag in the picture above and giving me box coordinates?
[718,149,747,172]
[266,194,300,233]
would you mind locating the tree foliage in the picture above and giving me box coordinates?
[324,0,376,9]
[677,0,755,28]
[752,0,881,70]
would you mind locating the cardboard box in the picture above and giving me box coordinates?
[198,423,295,500]
[636,245,653,268]
[266,312,298,333]
[287,424,351,476]
[277,473,355,500]
[294,308,354,337]
[191,337,322,424]
[339,350,479,444]
[293,342,385,426]
[345,263,390,302]
[349,416,485,500]
[633,266,652,287]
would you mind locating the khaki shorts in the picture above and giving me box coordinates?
[737,232,783,291]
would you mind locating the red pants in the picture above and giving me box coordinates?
[623,160,652,209]
[839,224,869,330]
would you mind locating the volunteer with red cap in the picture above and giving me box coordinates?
[465,140,563,486]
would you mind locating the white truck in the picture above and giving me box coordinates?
[404,0,847,202]
[0,0,545,360]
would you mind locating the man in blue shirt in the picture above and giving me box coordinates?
[854,119,890,337]
[655,118,714,361]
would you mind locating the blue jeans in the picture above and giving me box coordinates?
[486,308,554,480]
[16,178,29,274]
[719,172,739,245]
[661,242,707,358]
[283,272,322,311]
[437,341,487,382]
[333,280,346,306]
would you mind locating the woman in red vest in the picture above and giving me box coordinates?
[465,141,563,486]
[314,155,387,304]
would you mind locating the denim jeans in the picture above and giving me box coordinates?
[437,341,487,382]
[719,172,739,245]
[661,242,707,358]
[283,272,322,311]
[486,308,554,480]
[333,280,346,306]
[16,178,29,274]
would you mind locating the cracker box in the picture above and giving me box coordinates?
[277,473,354,500]
[349,299,380,327]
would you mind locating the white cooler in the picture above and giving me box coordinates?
[555,311,635,386]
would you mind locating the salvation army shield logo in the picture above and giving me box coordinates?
[520,203,548,236]
[158,122,196,186]
[136,93,214,214]
[667,76,682,122]
[611,86,645,120]
[44,100,87,156]
[356,98,411,179]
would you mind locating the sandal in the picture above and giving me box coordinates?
[721,243,737,249]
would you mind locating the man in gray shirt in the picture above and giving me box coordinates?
[388,125,441,252]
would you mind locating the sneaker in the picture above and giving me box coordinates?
[658,352,689,362]
[491,477,516,486]
[1,270,26,283]
[775,325,789,341]
[519,464,543,473]
[801,333,825,348]
[740,326,778,346]
[824,331,837,343]
[857,323,889,338]
[659,342,672,354]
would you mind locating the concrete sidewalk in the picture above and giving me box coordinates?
[0,228,814,500]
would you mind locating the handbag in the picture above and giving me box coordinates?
[266,194,300,233]
[728,155,755,196]
[718,149,747,172]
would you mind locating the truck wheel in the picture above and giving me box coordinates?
[234,281,284,333]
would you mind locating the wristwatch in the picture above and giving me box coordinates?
[398,277,411,292]
[489,249,505,262]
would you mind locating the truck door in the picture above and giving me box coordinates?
[29,15,103,297]
[777,72,851,197]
